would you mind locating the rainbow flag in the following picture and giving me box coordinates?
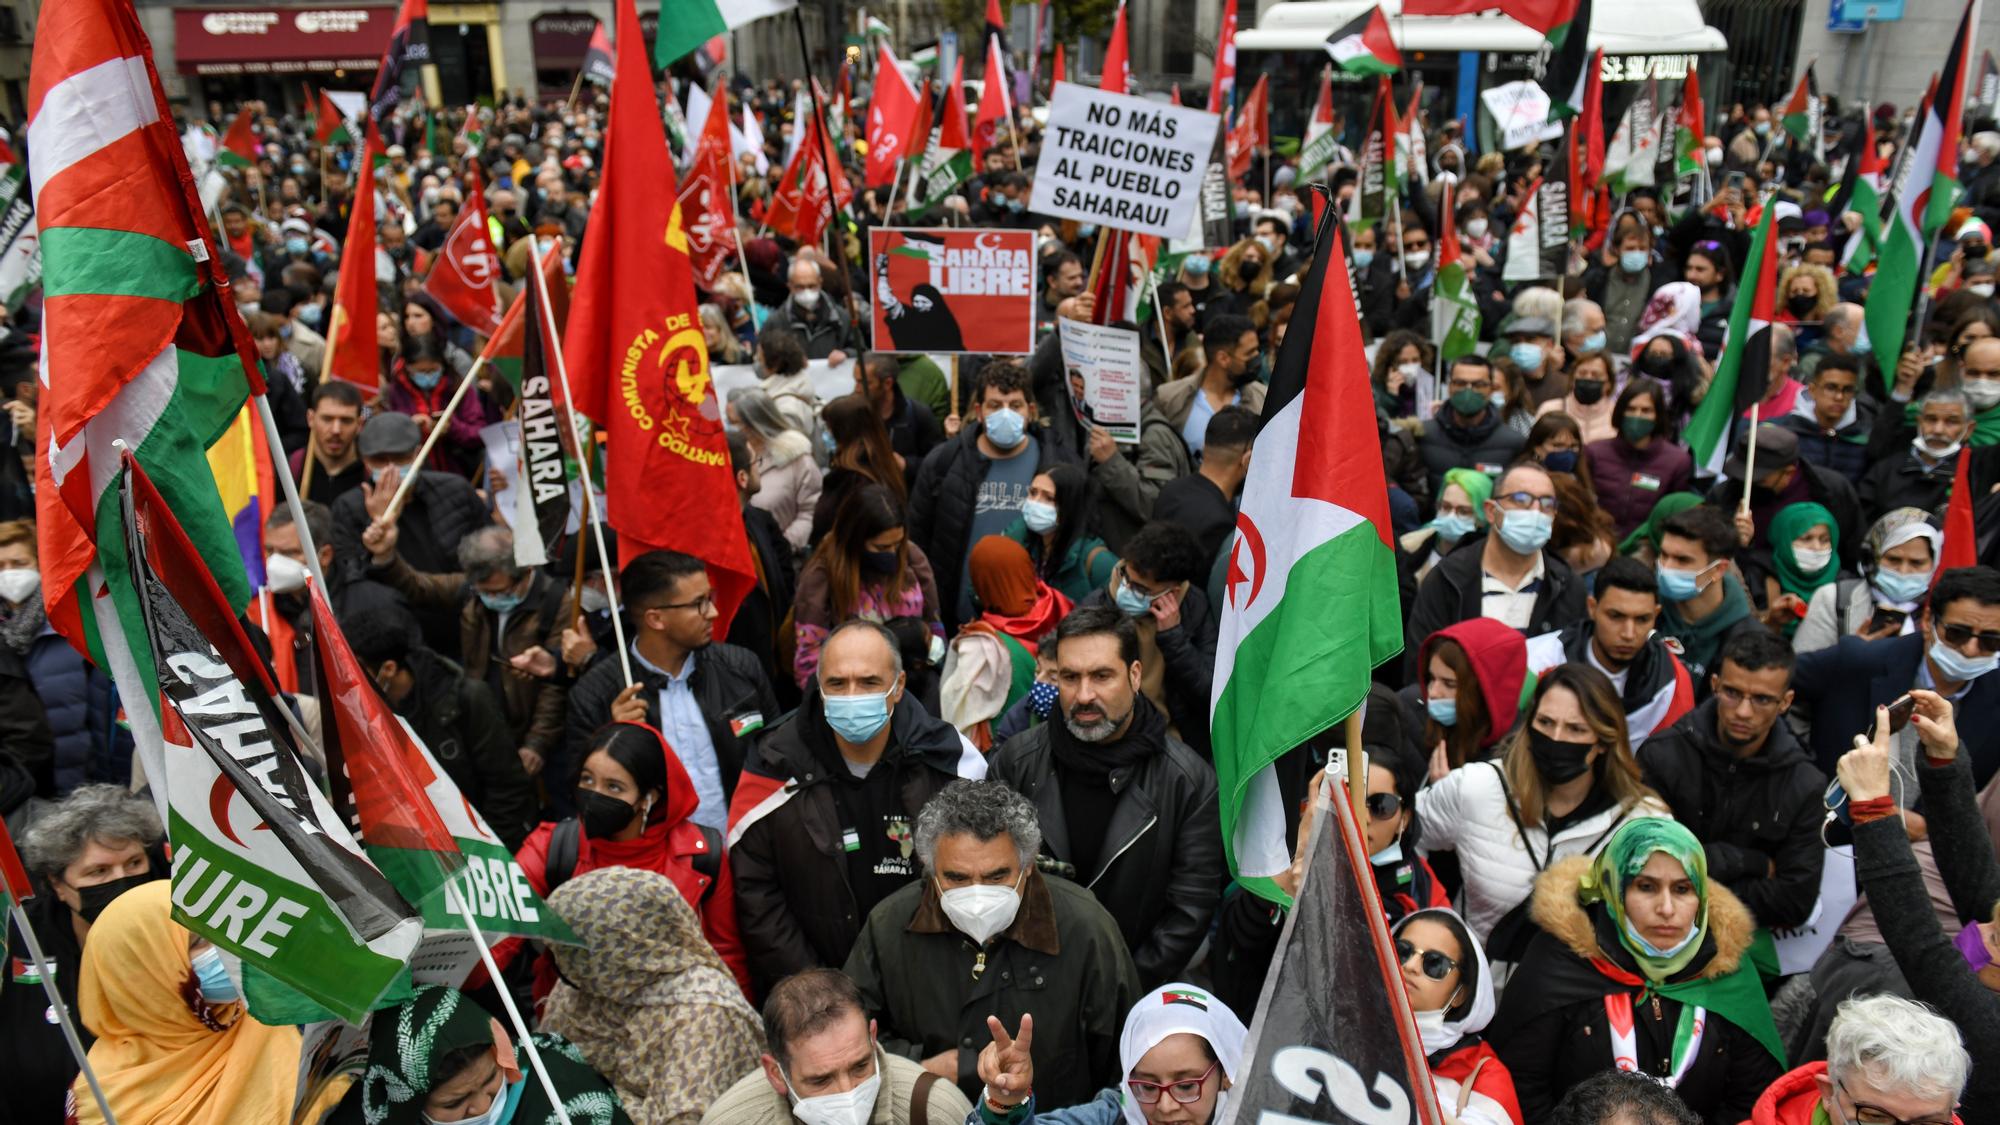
[206,403,274,591]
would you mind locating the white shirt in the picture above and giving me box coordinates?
[1480,553,1546,631]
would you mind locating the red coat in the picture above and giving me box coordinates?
[504,723,753,1000]
[1747,1061,1963,1125]
[1431,1039,1523,1125]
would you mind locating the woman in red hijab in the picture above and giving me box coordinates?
[510,723,750,999]
[942,536,1073,748]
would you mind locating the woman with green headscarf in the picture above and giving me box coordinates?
[1754,501,1843,636]
[1401,467,1492,585]
[1486,819,1784,1125]
[328,984,634,1125]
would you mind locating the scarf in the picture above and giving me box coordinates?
[541,868,761,1125]
[1769,502,1840,603]
[353,984,632,1125]
[73,882,302,1125]
[970,537,1074,648]
[0,590,45,656]
[1048,690,1168,779]
[1583,819,1711,982]
[1616,492,1705,554]
[1116,984,1250,1125]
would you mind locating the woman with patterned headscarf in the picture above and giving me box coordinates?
[331,984,630,1125]
[541,867,762,1125]
[1488,819,1784,1125]
[1794,507,1943,654]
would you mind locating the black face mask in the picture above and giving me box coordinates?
[1527,729,1596,785]
[1786,293,1820,319]
[575,788,640,839]
[862,550,900,575]
[72,870,161,923]
[1639,351,1673,377]
[1572,378,1606,405]
[1238,259,1263,282]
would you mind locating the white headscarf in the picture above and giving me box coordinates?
[1630,281,1706,358]
[1391,909,1496,1057]
[1115,984,1250,1125]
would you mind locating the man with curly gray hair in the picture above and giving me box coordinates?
[1745,992,1968,1124]
[9,784,166,1119]
[842,779,1139,1110]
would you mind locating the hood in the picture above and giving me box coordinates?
[1749,1061,1827,1125]
[1116,983,1250,1125]
[1528,854,1757,980]
[760,427,814,469]
[1433,403,1501,442]
[1393,908,1496,1047]
[612,720,702,827]
[1419,617,1531,745]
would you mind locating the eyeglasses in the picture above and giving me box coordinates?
[1936,622,2000,654]
[649,594,716,615]
[1446,378,1491,393]
[1836,1078,1956,1125]
[1395,939,1459,981]
[1495,491,1560,514]
[1714,683,1786,710]
[1365,792,1403,822]
[1126,1061,1219,1105]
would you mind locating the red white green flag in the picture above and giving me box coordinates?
[217,106,258,168]
[1686,202,1779,476]
[1433,179,1480,364]
[314,88,352,146]
[1324,6,1400,76]
[1674,64,1706,178]
[1299,69,1339,177]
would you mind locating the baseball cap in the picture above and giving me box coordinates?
[1723,424,1799,482]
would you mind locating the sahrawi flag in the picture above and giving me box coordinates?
[1780,62,1823,163]
[1324,5,1400,76]
[120,454,422,1023]
[1501,173,1544,282]
[1684,202,1778,477]
[217,105,258,168]
[1433,179,1480,364]
[1602,76,1661,191]
[913,59,975,213]
[1839,108,1889,274]
[1213,205,1401,905]
[367,0,431,126]
[655,0,795,68]
[1866,0,1978,387]
[514,245,577,569]
[1674,64,1706,178]
[1298,69,1340,178]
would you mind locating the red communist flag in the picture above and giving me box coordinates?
[326,120,383,388]
[423,163,505,336]
[562,0,754,633]
[679,89,741,294]
[865,43,921,188]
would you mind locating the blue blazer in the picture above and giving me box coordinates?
[1794,633,2000,789]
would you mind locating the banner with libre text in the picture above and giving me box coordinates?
[869,227,1037,355]
[1028,82,1222,241]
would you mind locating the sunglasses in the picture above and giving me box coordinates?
[1937,622,2000,654]
[1366,792,1403,822]
[1396,938,1458,981]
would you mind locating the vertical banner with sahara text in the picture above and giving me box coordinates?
[869,228,1037,355]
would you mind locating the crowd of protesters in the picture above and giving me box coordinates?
[4,45,2000,1125]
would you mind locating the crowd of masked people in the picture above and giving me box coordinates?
[6,74,2000,1125]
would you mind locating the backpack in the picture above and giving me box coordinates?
[542,817,724,904]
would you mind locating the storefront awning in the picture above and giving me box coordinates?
[172,7,395,76]
[531,12,599,71]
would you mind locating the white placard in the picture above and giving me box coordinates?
[1028,82,1222,240]
[1056,318,1143,444]
[1481,80,1565,150]
[1771,847,1859,976]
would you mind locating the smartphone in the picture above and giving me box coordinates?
[1867,607,1908,635]
[1725,171,1748,192]
[1874,693,1917,739]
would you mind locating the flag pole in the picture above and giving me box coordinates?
[724,126,758,286]
[451,894,573,1125]
[527,236,634,690]
[2,897,119,1124]
[1739,399,1760,518]
[255,393,330,594]
[378,351,490,521]
[1145,267,1174,369]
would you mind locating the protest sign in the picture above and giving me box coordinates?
[1030,82,1221,240]
[1056,319,1144,443]
[1481,80,1565,150]
[869,228,1038,355]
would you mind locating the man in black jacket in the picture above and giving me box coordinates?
[1415,355,1527,497]
[1705,393,1864,569]
[561,549,779,824]
[987,606,1220,986]
[339,411,492,652]
[909,360,1079,629]
[1638,629,1825,931]
[1405,463,1587,677]
[348,608,539,851]
[726,431,799,710]
[728,620,982,996]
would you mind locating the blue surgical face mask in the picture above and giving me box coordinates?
[1619,250,1650,274]
[191,946,238,1003]
[1426,696,1458,726]
[1006,197,1025,213]
[369,461,418,489]
[1656,561,1715,602]
[1509,342,1545,372]
[286,236,310,255]
[983,407,1027,449]
[1580,330,1607,352]
[824,685,897,743]
[479,588,525,614]
[1369,839,1405,866]
[1622,915,1699,960]
[298,303,324,329]
[1184,254,1212,277]
[1495,508,1553,554]
[424,1077,523,1125]
[1022,500,1058,534]
[409,366,444,390]
[1873,567,1933,605]
[1352,249,1375,269]
[1931,625,1999,683]
[1543,449,1579,473]
[1114,577,1157,617]
[1431,511,1476,543]
[1078,223,1099,239]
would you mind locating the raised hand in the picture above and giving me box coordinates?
[977,1013,1034,1108]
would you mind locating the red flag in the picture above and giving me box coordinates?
[1229,74,1268,180]
[681,87,744,293]
[973,34,1013,165]
[219,106,258,167]
[562,0,755,633]
[866,44,921,188]
[1052,42,1066,87]
[938,58,970,150]
[315,88,352,145]
[423,163,505,337]
[1939,447,1978,583]
[1100,4,1130,95]
[1208,0,1237,113]
[1170,83,1182,107]
[766,110,850,249]
[327,122,382,389]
